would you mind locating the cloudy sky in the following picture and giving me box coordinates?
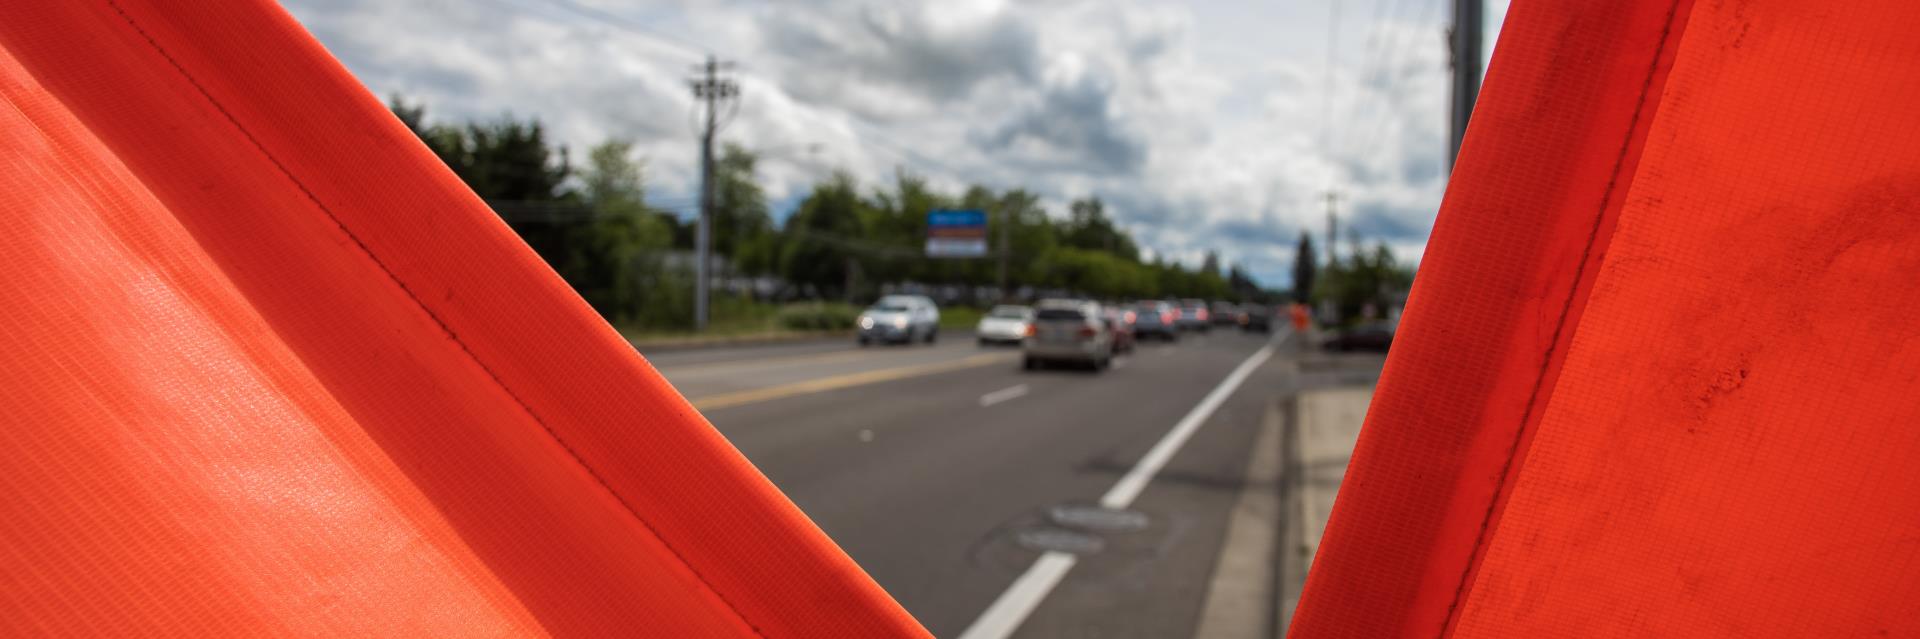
[282,0,1506,287]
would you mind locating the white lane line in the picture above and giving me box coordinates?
[957,339,1282,639]
[957,552,1078,639]
[1102,343,1275,509]
[979,384,1031,407]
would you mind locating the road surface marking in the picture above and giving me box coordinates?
[979,384,1030,407]
[957,338,1282,639]
[1112,357,1129,370]
[688,352,1015,411]
[1102,343,1275,508]
[957,552,1079,639]
[1194,394,1288,639]
[660,347,889,377]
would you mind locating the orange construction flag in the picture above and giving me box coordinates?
[1293,0,1920,636]
[0,2,924,636]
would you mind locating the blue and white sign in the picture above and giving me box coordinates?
[926,209,988,258]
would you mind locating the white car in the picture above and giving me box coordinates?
[976,305,1033,346]
[857,295,941,345]
[1022,299,1113,371]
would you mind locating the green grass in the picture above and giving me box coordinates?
[619,299,859,345]
[939,305,985,330]
[620,299,988,344]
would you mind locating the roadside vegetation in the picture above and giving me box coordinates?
[392,96,1409,337]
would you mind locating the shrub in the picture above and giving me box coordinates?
[776,302,859,331]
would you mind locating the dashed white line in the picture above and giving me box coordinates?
[979,384,1031,407]
[956,338,1282,639]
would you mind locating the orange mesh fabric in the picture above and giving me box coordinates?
[0,2,925,636]
[1294,0,1920,637]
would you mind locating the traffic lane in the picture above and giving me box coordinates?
[701,338,1177,502]
[639,334,857,368]
[1014,336,1297,639]
[700,330,1280,636]
[652,332,989,399]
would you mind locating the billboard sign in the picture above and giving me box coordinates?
[925,209,988,258]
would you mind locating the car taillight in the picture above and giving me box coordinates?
[1077,326,1097,340]
[1162,311,1174,324]
[1123,310,1136,323]
[1025,324,1037,337]
[1198,309,1209,321]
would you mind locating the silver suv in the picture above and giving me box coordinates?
[1022,299,1113,371]
[858,295,941,345]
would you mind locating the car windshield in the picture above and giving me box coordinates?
[870,305,909,313]
[989,307,1029,318]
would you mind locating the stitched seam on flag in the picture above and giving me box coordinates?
[1435,1,1685,635]
[100,3,769,636]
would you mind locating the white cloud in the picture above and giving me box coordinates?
[283,0,1502,287]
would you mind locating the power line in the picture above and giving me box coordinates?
[510,0,709,62]
[472,0,986,201]
[1333,0,1407,158]
[1322,0,1341,164]
[1347,0,1446,170]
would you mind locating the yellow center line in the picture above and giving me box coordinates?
[689,352,1017,411]
[660,347,880,377]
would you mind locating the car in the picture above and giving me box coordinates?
[1175,298,1211,332]
[1322,320,1396,352]
[1238,305,1273,333]
[1022,299,1113,371]
[857,295,940,345]
[1103,306,1137,354]
[1210,301,1241,326]
[1130,301,1179,341]
[976,304,1033,346]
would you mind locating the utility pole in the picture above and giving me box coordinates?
[1449,0,1483,168]
[996,203,1011,301]
[1322,190,1344,267]
[690,55,738,331]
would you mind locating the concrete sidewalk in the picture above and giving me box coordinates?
[1276,374,1374,635]
[1189,347,1379,639]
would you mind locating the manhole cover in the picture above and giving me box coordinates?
[1047,504,1150,533]
[1014,527,1105,555]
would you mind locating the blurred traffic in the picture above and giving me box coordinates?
[277,0,1451,635]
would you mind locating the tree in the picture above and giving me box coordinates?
[865,169,950,283]
[780,172,869,300]
[713,143,775,274]
[1292,232,1318,303]
[574,140,673,323]
[1060,197,1139,260]
[461,118,570,202]
[996,189,1058,292]
[1200,250,1222,278]
[390,94,428,136]
[1314,240,1413,324]
[389,94,457,166]
[1227,264,1257,300]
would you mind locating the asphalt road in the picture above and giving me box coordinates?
[646,327,1301,638]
